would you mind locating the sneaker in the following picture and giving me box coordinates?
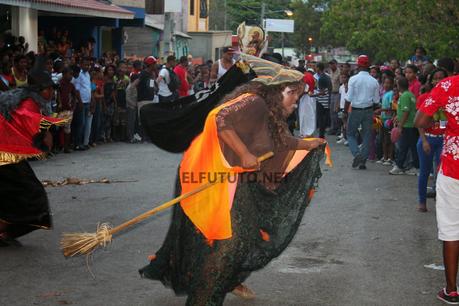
[382,159,393,166]
[133,133,142,142]
[352,155,362,168]
[389,165,405,175]
[337,138,346,144]
[376,158,385,164]
[344,140,349,146]
[359,164,367,170]
[437,288,459,304]
[405,168,418,176]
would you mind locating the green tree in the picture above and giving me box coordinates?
[321,0,459,61]
[290,0,330,56]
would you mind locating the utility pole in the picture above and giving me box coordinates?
[224,0,227,31]
[260,2,266,26]
[161,11,175,60]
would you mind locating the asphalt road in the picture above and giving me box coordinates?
[0,139,445,306]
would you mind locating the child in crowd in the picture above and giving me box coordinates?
[389,77,419,175]
[337,73,349,145]
[405,64,421,98]
[126,74,140,143]
[57,66,80,153]
[102,65,117,143]
[113,62,130,141]
[90,66,104,146]
[376,76,395,165]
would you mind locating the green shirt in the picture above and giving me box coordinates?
[397,91,416,128]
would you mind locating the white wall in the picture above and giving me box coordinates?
[11,7,38,53]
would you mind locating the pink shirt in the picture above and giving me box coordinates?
[409,79,421,98]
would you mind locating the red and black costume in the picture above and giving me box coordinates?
[0,87,66,242]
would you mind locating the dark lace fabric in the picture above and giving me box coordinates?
[139,94,325,305]
[0,161,51,238]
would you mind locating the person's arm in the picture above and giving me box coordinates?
[296,138,327,150]
[344,79,354,113]
[418,127,431,154]
[219,129,259,169]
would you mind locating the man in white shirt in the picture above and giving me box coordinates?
[344,55,380,169]
[156,55,177,103]
[71,57,92,150]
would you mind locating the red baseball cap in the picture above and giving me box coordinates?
[144,56,157,66]
[357,55,370,67]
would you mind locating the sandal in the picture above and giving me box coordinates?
[418,205,428,213]
[232,284,256,300]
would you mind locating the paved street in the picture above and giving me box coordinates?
[0,140,445,306]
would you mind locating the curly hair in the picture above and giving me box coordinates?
[220,80,303,148]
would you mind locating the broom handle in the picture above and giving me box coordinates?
[109,152,274,235]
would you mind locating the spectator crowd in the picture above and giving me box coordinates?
[0,31,215,153]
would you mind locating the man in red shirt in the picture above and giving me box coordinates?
[174,56,190,97]
[415,75,459,304]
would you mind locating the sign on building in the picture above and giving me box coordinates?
[264,19,294,33]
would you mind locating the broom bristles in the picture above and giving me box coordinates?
[61,223,113,257]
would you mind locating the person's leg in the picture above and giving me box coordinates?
[329,94,338,133]
[417,137,432,211]
[436,172,459,297]
[443,241,459,293]
[83,105,93,146]
[72,107,84,148]
[359,109,373,163]
[409,128,420,169]
[346,111,361,157]
[316,104,326,138]
[432,137,444,189]
[395,128,410,169]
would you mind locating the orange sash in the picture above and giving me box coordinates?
[180,94,254,240]
[179,93,332,240]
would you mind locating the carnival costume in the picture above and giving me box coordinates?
[0,68,67,243]
[139,55,328,305]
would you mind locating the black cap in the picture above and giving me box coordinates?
[28,68,54,91]
[328,59,337,64]
[222,46,235,54]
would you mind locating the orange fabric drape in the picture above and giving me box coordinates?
[179,94,333,241]
[179,94,255,240]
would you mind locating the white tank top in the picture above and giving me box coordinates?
[217,59,235,80]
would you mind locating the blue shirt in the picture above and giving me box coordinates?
[347,71,380,108]
[381,90,393,121]
[72,70,91,104]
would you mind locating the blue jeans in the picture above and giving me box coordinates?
[417,135,443,204]
[74,103,93,147]
[346,108,373,161]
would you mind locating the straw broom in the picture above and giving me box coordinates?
[61,152,274,258]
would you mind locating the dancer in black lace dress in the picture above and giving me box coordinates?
[140,55,328,305]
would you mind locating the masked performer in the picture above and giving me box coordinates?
[0,66,67,246]
[139,55,328,305]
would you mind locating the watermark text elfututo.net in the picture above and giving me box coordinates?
[181,171,289,184]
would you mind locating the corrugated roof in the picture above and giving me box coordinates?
[0,0,134,19]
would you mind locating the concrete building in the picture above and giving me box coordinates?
[0,0,135,57]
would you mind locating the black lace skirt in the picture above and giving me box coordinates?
[139,147,324,306]
[0,161,51,238]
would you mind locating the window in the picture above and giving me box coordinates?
[200,0,208,18]
[190,0,195,16]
